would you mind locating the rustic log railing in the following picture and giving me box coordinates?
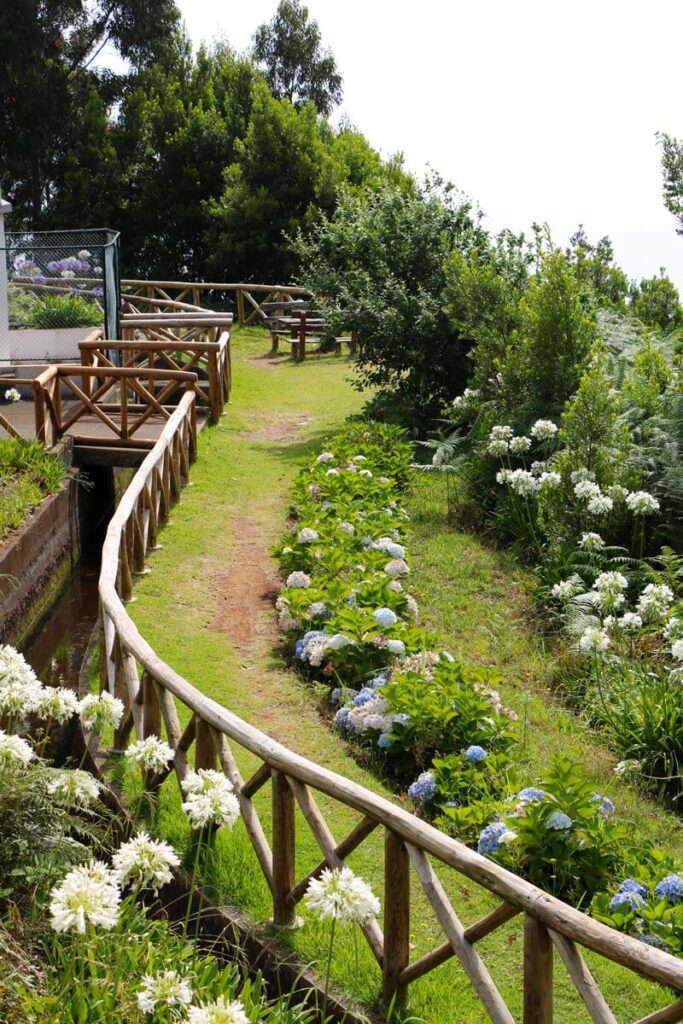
[80,316,232,424]
[33,363,199,450]
[120,280,312,326]
[95,402,683,1023]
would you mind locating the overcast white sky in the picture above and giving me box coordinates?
[173,0,683,290]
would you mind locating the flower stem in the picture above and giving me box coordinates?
[322,916,336,1023]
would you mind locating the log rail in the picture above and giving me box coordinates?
[120,279,312,326]
[96,401,683,1023]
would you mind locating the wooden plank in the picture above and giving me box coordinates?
[383,830,410,1005]
[406,843,514,1024]
[548,930,616,1024]
[524,915,553,1024]
[272,769,296,926]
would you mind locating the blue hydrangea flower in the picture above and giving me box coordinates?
[377,733,393,749]
[654,874,683,904]
[609,890,645,912]
[592,793,616,819]
[373,607,398,629]
[408,771,437,803]
[352,687,375,707]
[477,821,509,855]
[464,745,488,762]
[295,639,305,659]
[392,713,410,727]
[546,811,573,831]
[330,688,342,707]
[516,786,546,804]
[639,932,668,949]
[334,707,352,732]
[296,630,326,660]
[369,676,387,689]
[617,878,648,899]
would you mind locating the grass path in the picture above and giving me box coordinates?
[128,328,681,1023]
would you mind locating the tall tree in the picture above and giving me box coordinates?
[251,1,342,115]
[658,131,683,235]
[0,0,181,221]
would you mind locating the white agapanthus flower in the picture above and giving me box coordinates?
[385,558,410,577]
[373,607,398,628]
[595,571,628,594]
[137,971,193,1014]
[496,469,512,484]
[79,691,125,733]
[619,612,643,633]
[316,452,334,464]
[297,527,319,544]
[181,769,241,829]
[571,467,594,484]
[606,484,628,502]
[509,435,532,455]
[530,419,558,440]
[125,736,175,773]
[625,491,660,516]
[452,387,479,412]
[286,571,311,589]
[4,387,20,403]
[579,532,605,552]
[47,769,101,808]
[303,866,380,924]
[50,861,121,933]
[664,617,683,641]
[538,471,561,490]
[530,460,548,476]
[0,677,43,719]
[33,686,80,722]
[587,493,613,515]
[574,480,602,501]
[508,469,538,497]
[188,997,249,1024]
[636,583,674,624]
[0,729,34,766]
[487,438,510,457]
[578,626,611,655]
[551,576,582,601]
[112,832,180,892]
[671,639,683,662]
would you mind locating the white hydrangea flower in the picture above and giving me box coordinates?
[50,861,121,933]
[77,249,91,260]
[373,607,398,628]
[405,594,419,621]
[386,639,406,656]
[112,832,180,892]
[304,866,380,924]
[509,435,531,454]
[79,692,125,733]
[359,469,373,478]
[587,493,613,515]
[339,522,355,536]
[579,532,605,552]
[385,558,410,577]
[325,468,339,477]
[316,452,335,464]
[625,491,660,516]
[188,997,249,1024]
[181,770,241,830]
[33,686,80,722]
[286,571,310,589]
[326,633,351,651]
[0,729,34,766]
[125,736,175,773]
[47,769,101,808]
[530,419,558,440]
[137,971,193,1014]
[352,454,368,462]
[297,527,319,544]
[578,627,610,654]
[375,536,405,559]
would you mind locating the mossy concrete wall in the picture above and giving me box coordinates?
[0,478,81,646]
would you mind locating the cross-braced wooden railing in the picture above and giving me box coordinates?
[94,403,683,1023]
[33,362,199,450]
[120,279,312,326]
[80,316,232,424]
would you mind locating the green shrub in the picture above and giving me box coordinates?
[27,294,102,329]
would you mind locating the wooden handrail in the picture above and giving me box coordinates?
[94,398,683,1021]
[120,280,312,326]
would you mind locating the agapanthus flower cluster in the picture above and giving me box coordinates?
[578,626,610,655]
[47,768,101,808]
[625,491,660,516]
[79,691,125,733]
[486,425,513,457]
[530,419,558,441]
[636,583,674,624]
[112,832,180,892]
[50,861,120,933]
[188,997,250,1024]
[125,735,175,773]
[0,729,34,766]
[137,970,193,1014]
[181,769,241,829]
[303,866,380,924]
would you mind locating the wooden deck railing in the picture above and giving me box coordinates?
[95,401,683,1023]
[120,279,312,326]
[81,316,232,424]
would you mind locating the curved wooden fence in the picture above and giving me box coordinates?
[96,399,683,1024]
[120,279,312,325]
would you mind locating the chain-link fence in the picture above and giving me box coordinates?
[4,229,121,339]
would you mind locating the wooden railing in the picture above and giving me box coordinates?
[120,280,312,326]
[95,404,683,1023]
[81,316,232,425]
[33,363,199,450]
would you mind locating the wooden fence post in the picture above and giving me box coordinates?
[195,718,217,770]
[524,915,553,1024]
[271,770,296,926]
[236,288,245,326]
[383,829,410,1006]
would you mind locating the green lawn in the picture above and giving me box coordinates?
[127,327,682,1023]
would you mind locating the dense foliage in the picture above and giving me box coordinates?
[0,439,64,540]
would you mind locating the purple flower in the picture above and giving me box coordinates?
[592,793,616,819]
[609,890,645,911]
[516,786,546,804]
[617,878,647,899]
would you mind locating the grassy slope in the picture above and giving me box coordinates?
[129,328,680,1023]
